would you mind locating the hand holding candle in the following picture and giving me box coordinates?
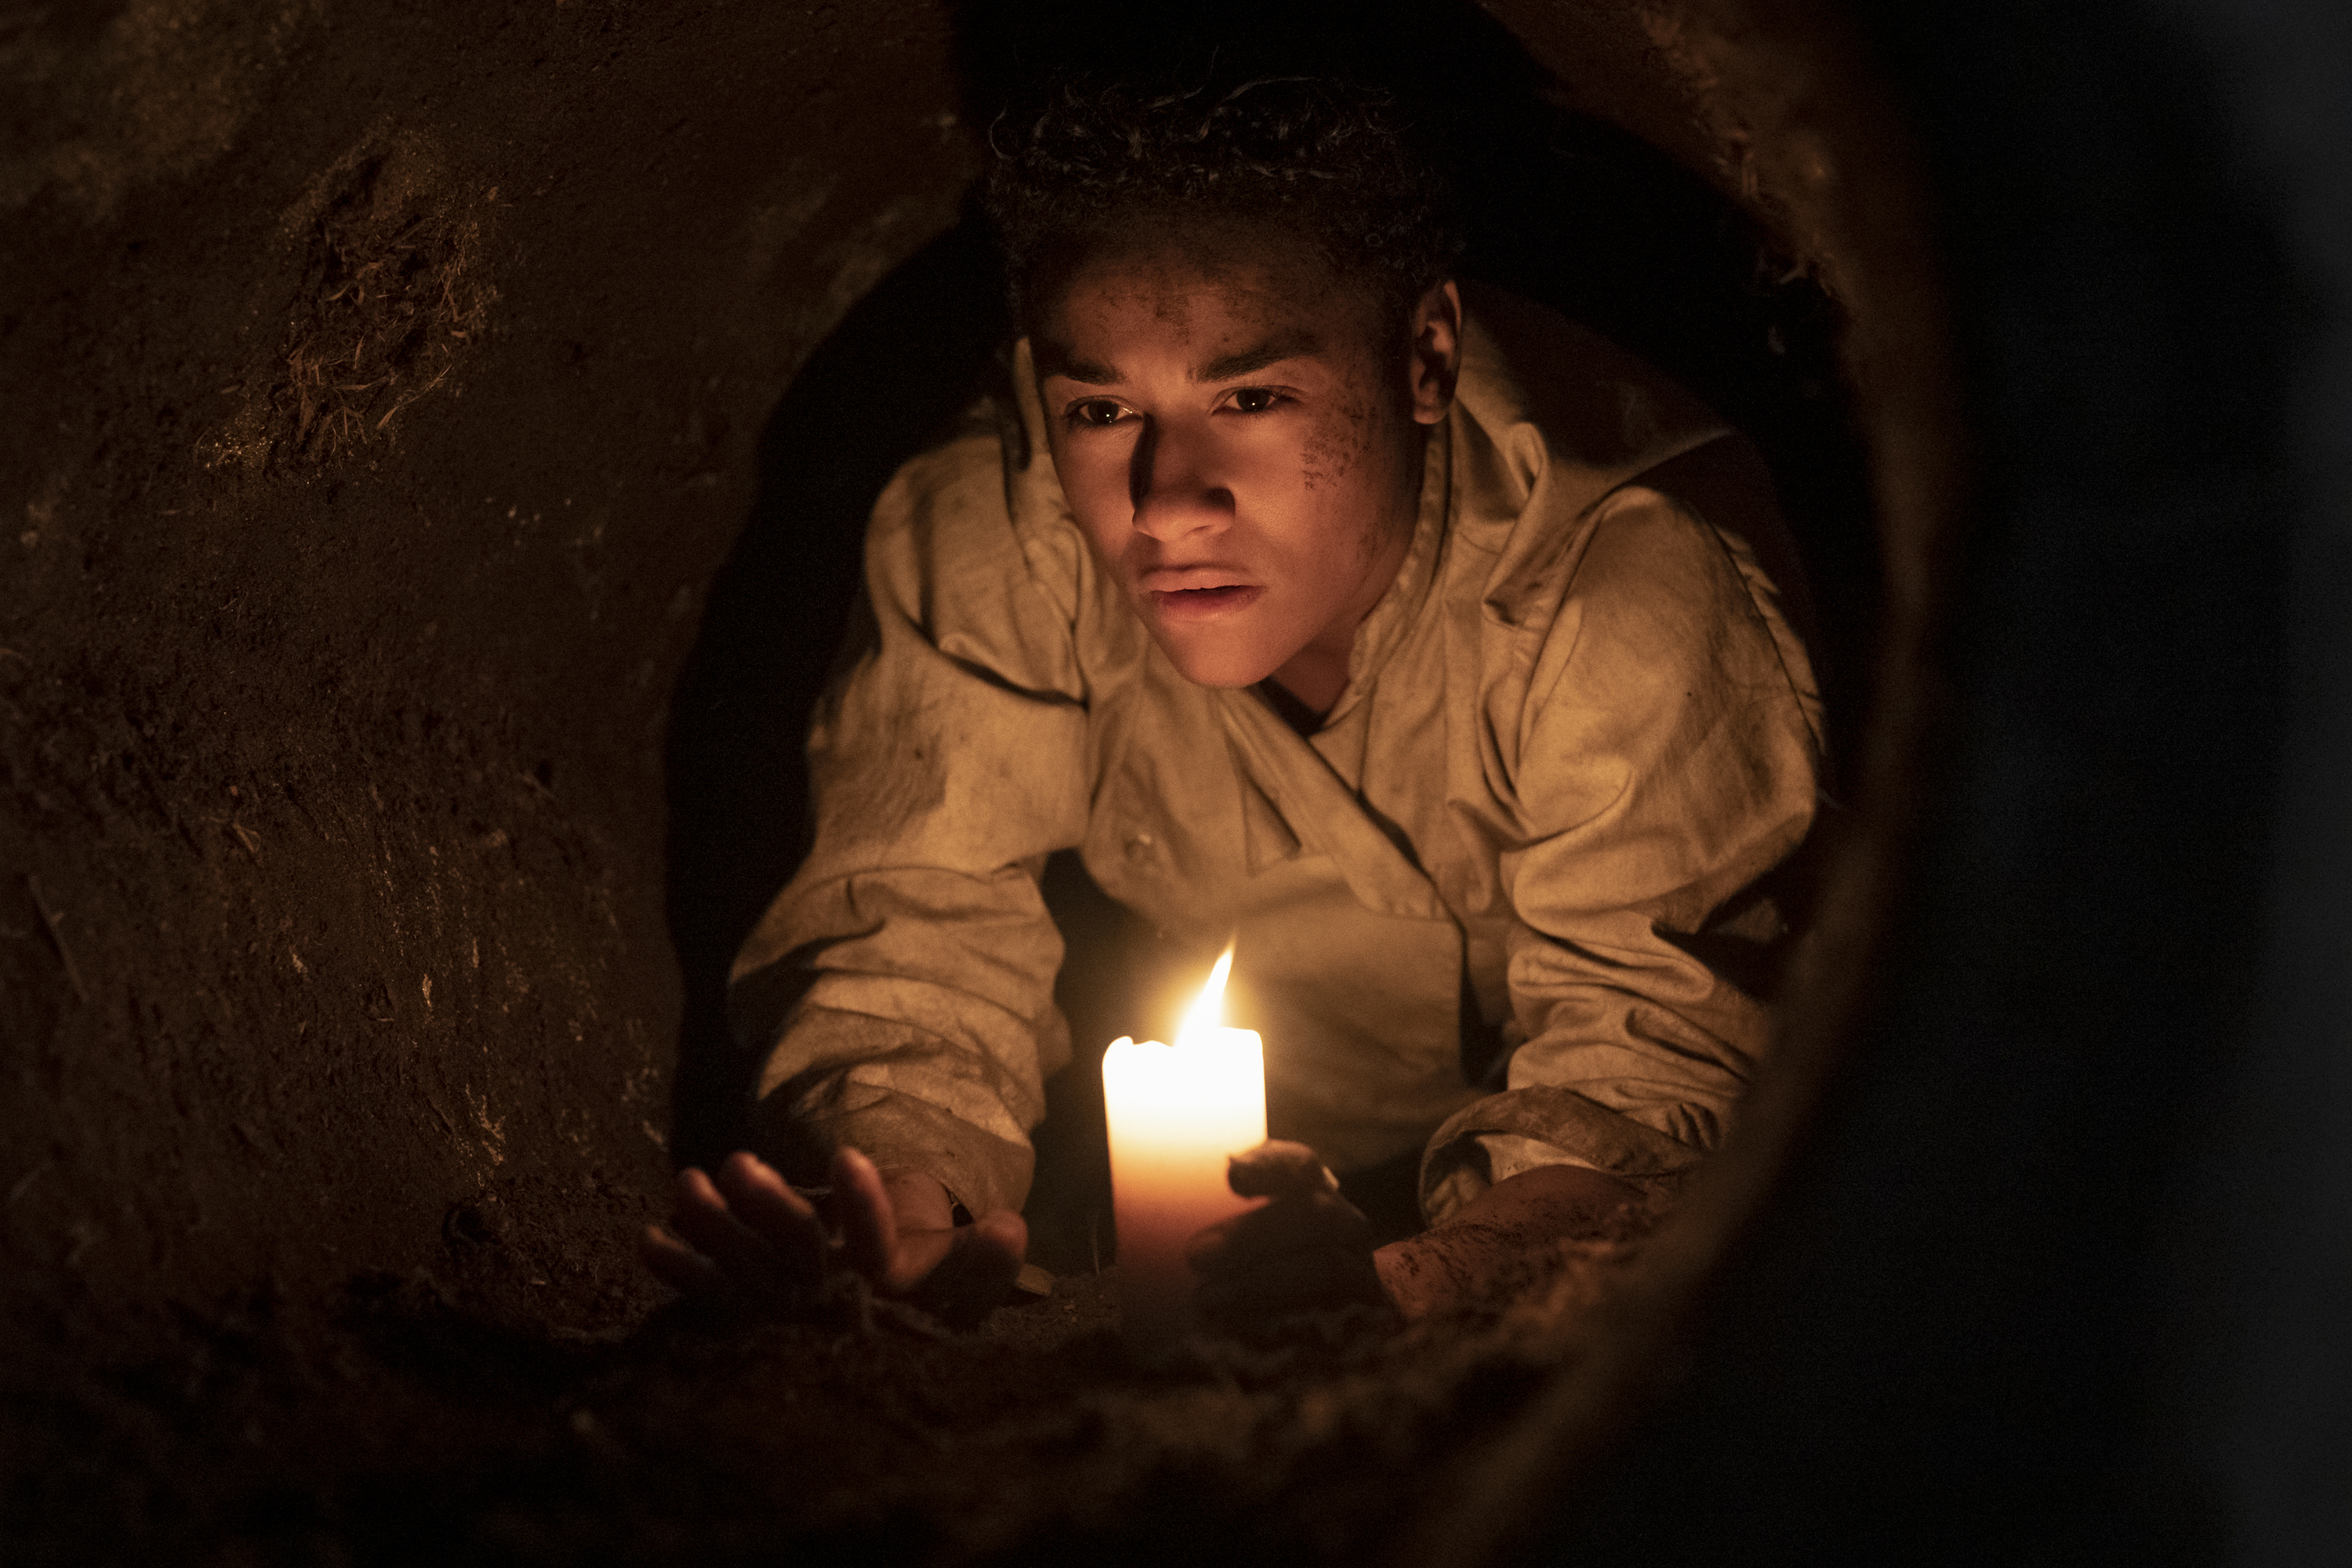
[1099,945,1266,1353]
[1185,1140,1388,1331]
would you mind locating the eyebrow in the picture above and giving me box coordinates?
[1196,332,1320,383]
[1033,330,1323,387]
[1032,347,1120,385]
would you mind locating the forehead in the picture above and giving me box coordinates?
[1036,231,1387,372]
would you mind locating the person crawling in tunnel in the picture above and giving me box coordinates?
[641,60,1825,1331]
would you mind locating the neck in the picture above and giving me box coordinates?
[1256,673,1327,737]
[1266,648,1348,724]
[1269,462,1422,720]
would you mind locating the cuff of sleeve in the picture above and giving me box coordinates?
[1479,1131,1596,1184]
[751,1081,1034,1220]
[1419,1086,1707,1225]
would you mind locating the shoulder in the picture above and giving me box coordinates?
[873,342,1107,618]
[1450,283,1727,520]
[864,380,1074,606]
[858,351,1138,697]
[1532,483,1773,699]
[1446,286,1744,633]
[1497,478,1820,771]
[1486,480,1823,866]
[1439,292,1822,760]
[866,402,1011,568]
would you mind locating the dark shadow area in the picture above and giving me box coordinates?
[662,209,1011,1169]
[663,0,1878,1192]
[1494,2,2312,1557]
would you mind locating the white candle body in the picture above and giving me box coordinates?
[1101,1027,1267,1353]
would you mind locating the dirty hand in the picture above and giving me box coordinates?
[639,1146,1026,1323]
[1186,1140,1391,1327]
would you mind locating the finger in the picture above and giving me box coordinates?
[713,1151,827,1280]
[830,1147,899,1283]
[1242,1191,1370,1252]
[928,1212,1024,1299]
[670,1167,790,1298]
[1189,1192,1370,1274]
[914,1210,1028,1328]
[1226,1140,1341,1202]
[1196,1244,1388,1322]
[884,1221,958,1294]
[974,1207,1028,1261]
[640,1223,730,1297]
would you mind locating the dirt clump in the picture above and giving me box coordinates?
[205,133,495,473]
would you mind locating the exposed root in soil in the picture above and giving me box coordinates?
[204,138,494,474]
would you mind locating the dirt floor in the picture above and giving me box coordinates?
[11,1247,1682,1566]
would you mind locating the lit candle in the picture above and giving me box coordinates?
[1100,944,1267,1354]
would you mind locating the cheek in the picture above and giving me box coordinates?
[1296,399,1374,495]
[1294,405,1411,572]
[1051,437,1127,546]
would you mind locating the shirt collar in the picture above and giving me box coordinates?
[1318,415,1453,728]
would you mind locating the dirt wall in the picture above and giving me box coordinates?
[1,0,978,1353]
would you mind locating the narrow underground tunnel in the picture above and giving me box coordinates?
[2,0,2336,1561]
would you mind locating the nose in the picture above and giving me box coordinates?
[1127,415,1233,541]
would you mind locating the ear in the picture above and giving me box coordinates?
[1405,280,1463,426]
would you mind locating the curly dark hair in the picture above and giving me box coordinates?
[983,68,1465,336]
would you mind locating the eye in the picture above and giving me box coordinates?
[1226,387,1284,414]
[1067,399,1131,430]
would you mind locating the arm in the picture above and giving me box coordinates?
[1373,1163,1639,1319]
[1420,473,1824,1221]
[733,420,1092,1217]
[647,409,1091,1315]
[1192,477,1821,1327]
[1188,1142,1639,1325]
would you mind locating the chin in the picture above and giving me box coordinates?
[1151,629,1279,691]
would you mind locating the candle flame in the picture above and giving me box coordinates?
[1176,942,1235,1047]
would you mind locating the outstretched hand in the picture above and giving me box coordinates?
[1186,1140,1392,1328]
[640,1146,1026,1326]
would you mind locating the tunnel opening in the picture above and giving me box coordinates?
[4,0,2324,1560]
[0,0,1951,1556]
[656,2,1901,1366]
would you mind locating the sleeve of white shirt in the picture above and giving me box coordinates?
[1422,470,1824,1221]
[728,416,1091,1219]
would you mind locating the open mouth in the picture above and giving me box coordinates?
[1150,584,1263,622]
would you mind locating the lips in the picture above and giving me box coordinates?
[1149,583,1264,622]
[1139,564,1250,592]
[1136,562,1261,623]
